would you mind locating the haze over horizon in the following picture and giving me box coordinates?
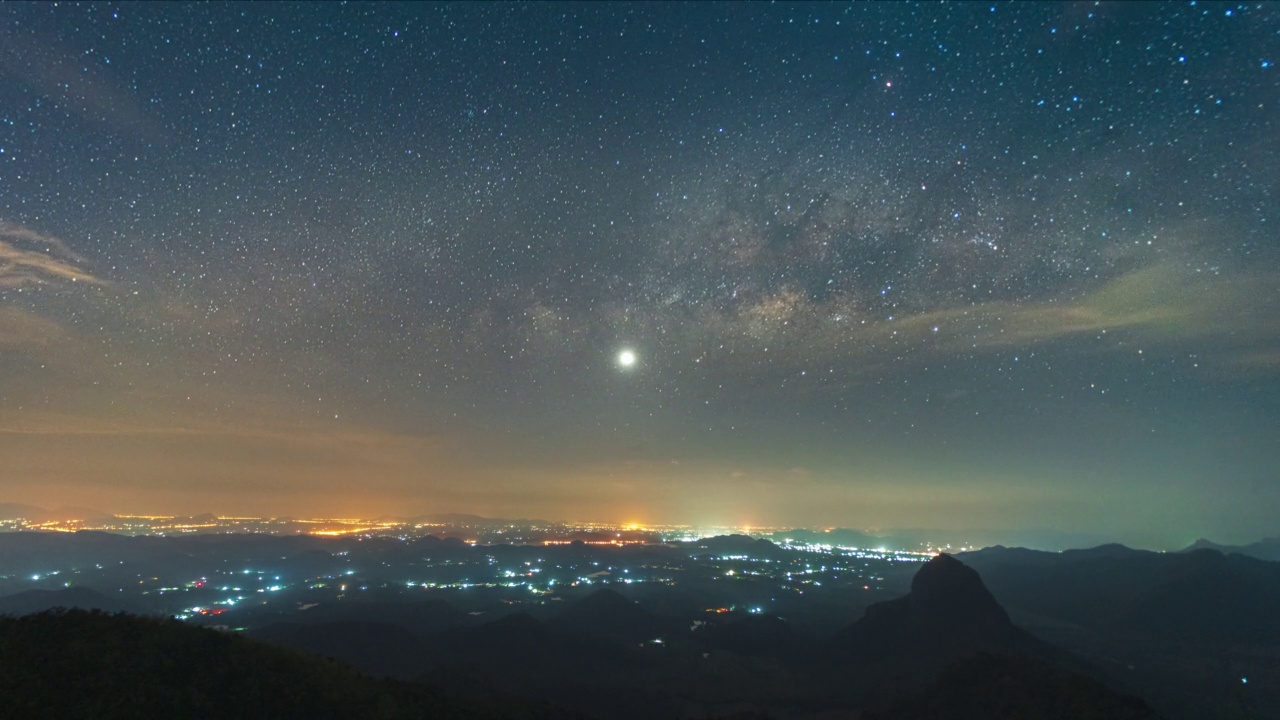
[1,3,1277,547]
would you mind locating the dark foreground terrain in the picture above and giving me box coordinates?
[1,554,1166,720]
[4,528,1278,719]
[0,609,513,720]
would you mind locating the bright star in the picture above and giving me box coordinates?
[617,350,637,368]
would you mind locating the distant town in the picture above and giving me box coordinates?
[0,505,988,552]
[4,510,745,544]
[0,508,939,635]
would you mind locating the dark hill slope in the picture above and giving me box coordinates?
[828,554,1156,718]
[249,620,435,680]
[959,544,1280,720]
[836,553,1055,668]
[959,544,1280,642]
[0,609,502,720]
[552,587,659,642]
[866,652,1158,720]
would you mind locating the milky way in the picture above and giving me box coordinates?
[0,2,1276,546]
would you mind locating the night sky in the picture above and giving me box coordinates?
[1,2,1277,546]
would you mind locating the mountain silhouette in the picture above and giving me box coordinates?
[827,554,1157,718]
[1182,536,1280,562]
[837,553,1041,667]
[436,611,636,682]
[287,597,464,637]
[691,534,787,560]
[960,544,1280,642]
[250,620,436,680]
[700,613,807,659]
[959,543,1280,719]
[0,609,503,719]
[553,588,659,643]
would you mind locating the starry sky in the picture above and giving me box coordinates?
[1,2,1277,547]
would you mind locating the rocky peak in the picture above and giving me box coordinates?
[908,553,1011,631]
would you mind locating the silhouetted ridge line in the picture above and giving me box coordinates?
[0,609,505,718]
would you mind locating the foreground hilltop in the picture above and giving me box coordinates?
[0,609,512,720]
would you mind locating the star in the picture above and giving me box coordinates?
[617,349,637,368]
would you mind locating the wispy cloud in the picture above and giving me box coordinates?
[0,222,103,287]
[667,259,1279,383]
[924,261,1279,348]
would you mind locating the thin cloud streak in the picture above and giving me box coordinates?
[0,223,103,287]
[710,262,1277,369]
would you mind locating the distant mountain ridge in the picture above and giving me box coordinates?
[1181,536,1280,562]
[958,543,1280,719]
[959,543,1280,642]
